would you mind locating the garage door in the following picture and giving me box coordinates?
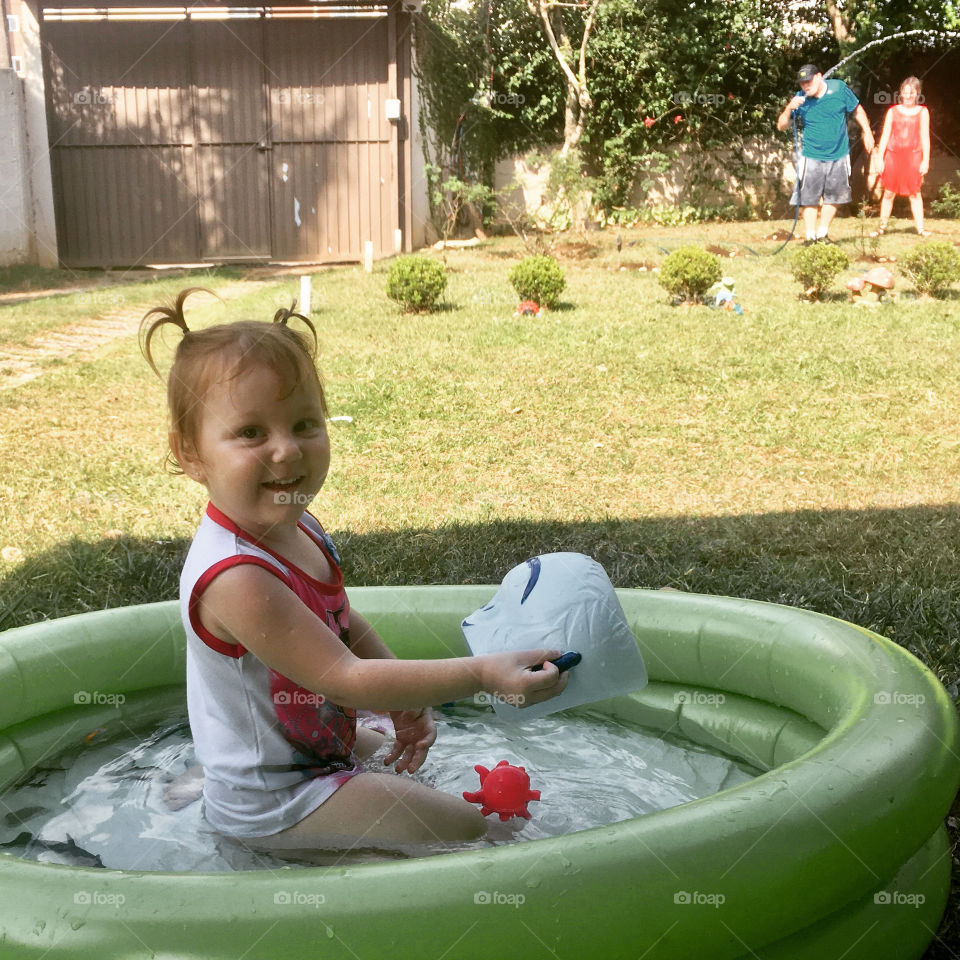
[41,4,405,267]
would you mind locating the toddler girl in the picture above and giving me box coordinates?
[141,289,567,861]
[874,76,931,236]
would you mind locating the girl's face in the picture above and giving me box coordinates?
[900,84,920,106]
[176,360,330,541]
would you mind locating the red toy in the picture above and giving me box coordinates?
[462,760,541,821]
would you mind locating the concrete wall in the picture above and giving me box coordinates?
[494,140,795,222]
[2,0,57,266]
[408,50,430,249]
[0,69,31,265]
[494,140,960,222]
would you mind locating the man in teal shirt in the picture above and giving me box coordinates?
[777,64,875,244]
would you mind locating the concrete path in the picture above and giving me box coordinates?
[0,281,269,391]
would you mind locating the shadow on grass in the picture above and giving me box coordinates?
[0,264,248,298]
[3,504,959,686]
[1,504,958,959]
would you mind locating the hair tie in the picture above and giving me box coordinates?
[273,299,318,354]
[273,299,311,327]
[140,287,220,376]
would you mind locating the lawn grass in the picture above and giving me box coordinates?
[0,266,246,347]
[0,218,958,955]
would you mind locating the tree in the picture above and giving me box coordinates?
[524,0,602,155]
[818,0,959,46]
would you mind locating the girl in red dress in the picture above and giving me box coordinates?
[874,76,931,236]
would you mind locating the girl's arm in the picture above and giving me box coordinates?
[348,610,438,774]
[348,611,398,661]
[875,108,894,172]
[920,107,930,175]
[198,564,567,711]
[853,104,875,154]
[877,109,893,155]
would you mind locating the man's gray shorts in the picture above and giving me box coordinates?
[790,156,852,206]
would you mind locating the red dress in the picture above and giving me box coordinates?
[880,105,927,196]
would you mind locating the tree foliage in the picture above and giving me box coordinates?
[414,0,562,178]
[413,0,960,216]
[582,0,804,209]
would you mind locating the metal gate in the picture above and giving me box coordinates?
[40,3,409,267]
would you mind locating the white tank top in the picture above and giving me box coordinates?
[180,503,359,838]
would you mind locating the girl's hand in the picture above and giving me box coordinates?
[384,707,437,774]
[481,650,570,708]
[920,161,929,176]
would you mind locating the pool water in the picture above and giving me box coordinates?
[0,704,756,871]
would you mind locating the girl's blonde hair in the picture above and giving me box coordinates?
[900,76,922,97]
[140,288,327,474]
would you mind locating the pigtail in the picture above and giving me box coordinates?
[139,287,220,377]
[272,298,318,357]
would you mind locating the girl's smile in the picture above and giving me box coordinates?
[180,361,330,542]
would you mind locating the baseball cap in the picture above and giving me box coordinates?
[461,553,648,721]
[797,64,820,84]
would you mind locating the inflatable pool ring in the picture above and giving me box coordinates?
[0,587,956,959]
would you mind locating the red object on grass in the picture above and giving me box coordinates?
[516,300,541,316]
[463,760,541,821]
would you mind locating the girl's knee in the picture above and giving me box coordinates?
[401,782,486,843]
[397,781,486,844]
[446,798,487,842]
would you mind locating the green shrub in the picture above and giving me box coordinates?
[931,172,960,219]
[790,244,849,300]
[899,241,960,297]
[508,255,566,309]
[385,256,447,313]
[657,246,723,303]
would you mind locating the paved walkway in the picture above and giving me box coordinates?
[0,281,267,391]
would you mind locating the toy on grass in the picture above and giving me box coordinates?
[515,300,541,316]
[706,276,744,314]
[463,760,541,821]
[846,266,895,304]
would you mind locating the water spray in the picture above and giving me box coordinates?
[823,29,960,79]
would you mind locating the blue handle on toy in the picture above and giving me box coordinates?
[532,651,582,673]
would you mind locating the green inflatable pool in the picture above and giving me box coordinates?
[0,587,956,959]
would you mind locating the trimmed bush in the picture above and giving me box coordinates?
[931,173,960,219]
[791,244,849,300]
[899,241,960,297]
[386,256,447,312]
[508,255,566,309]
[657,246,723,303]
